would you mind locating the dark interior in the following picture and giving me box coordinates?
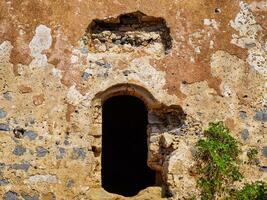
[102,95,155,197]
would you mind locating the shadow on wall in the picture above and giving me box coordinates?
[83,11,173,53]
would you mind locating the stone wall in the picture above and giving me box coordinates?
[0,0,266,199]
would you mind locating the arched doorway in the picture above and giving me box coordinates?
[101,95,155,196]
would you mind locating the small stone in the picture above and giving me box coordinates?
[240,129,249,140]
[56,147,65,160]
[32,94,45,106]
[29,118,35,124]
[0,178,9,185]
[259,166,267,172]
[66,179,74,188]
[150,126,161,133]
[110,33,116,40]
[3,191,18,200]
[262,147,267,158]
[22,193,39,200]
[114,40,121,45]
[28,175,58,184]
[254,111,267,122]
[121,36,127,43]
[95,61,102,66]
[98,44,107,52]
[95,61,111,68]
[42,193,56,200]
[181,124,188,129]
[36,146,48,157]
[102,30,111,37]
[3,91,12,101]
[18,85,33,94]
[72,147,86,160]
[11,163,30,171]
[0,163,5,169]
[82,72,91,81]
[160,132,174,148]
[239,111,247,119]
[0,123,10,131]
[93,38,101,45]
[245,43,256,48]
[149,135,158,143]
[64,139,70,145]
[13,145,26,156]
[0,108,7,118]
[23,131,37,140]
[104,63,111,68]
[170,128,182,135]
[80,47,88,54]
[116,35,122,40]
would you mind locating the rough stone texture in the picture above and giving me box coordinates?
[0,123,10,131]
[0,178,9,186]
[32,94,45,106]
[241,128,250,141]
[3,191,18,200]
[0,108,7,118]
[3,91,12,101]
[27,175,58,185]
[262,147,267,158]
[56,147,65,160]
[10,163,30,172]
[12,145,26,156]
[254,110,267,122]
[23,131,38,140]
[71,147,87,160]
[0,0,266,199]
[36,147,49,157]
[86,187,166,200]
[239,111,247,120]
[21,193,39,200]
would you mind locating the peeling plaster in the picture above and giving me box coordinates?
[0,41,13,65]
[29,25,52,68]
[230,1,267,77]
[66,85,85,105]
[203,19,219,30]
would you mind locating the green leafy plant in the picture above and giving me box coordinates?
[194,122,267,200]
[195,122,242,200]
[226,181,266,200]
[247,148,259,165]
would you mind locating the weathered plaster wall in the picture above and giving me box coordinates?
[0,0,266,199]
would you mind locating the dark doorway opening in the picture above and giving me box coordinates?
[102,95,155,197]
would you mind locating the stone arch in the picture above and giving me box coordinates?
[90,83,162,194]
[90,83,185,196]
[93,83,161,109]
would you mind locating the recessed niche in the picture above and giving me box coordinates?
[102,95,155,197]
[82,11,172,55]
